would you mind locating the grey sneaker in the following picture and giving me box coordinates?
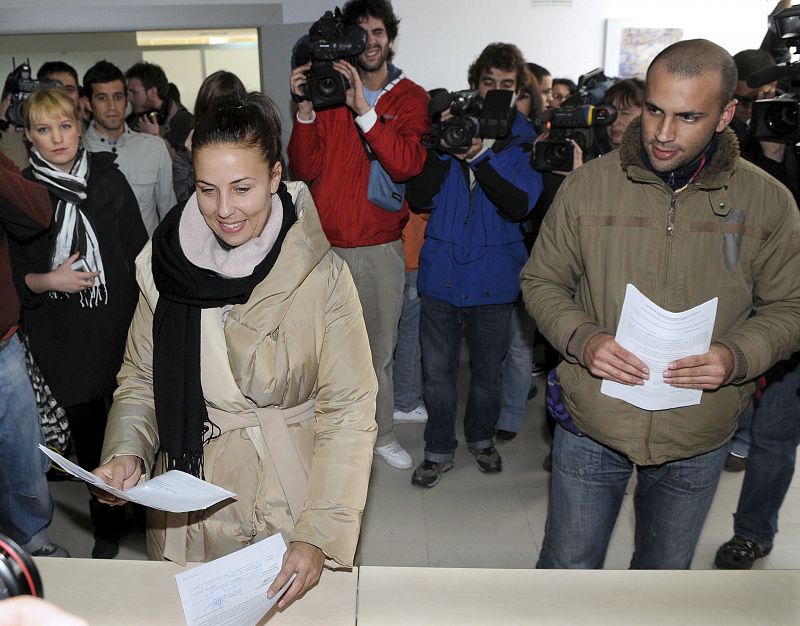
[31,542,70,558]
[411,459,454,488]
[469,446,502,473]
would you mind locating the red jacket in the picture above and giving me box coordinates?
[0,150,51,338]
[288,71,429,248]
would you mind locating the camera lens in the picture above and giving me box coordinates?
[317,76,338,98]
[766,102,798,136]
[0,534,43,600]
[444,124,467,146]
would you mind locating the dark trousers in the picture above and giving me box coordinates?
[65,396,126,542]
[420,296,513,462]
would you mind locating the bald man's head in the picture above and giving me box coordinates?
[648,39,737,111]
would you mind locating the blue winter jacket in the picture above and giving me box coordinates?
[409,113,542,307]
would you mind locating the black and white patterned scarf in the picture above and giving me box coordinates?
[29,146,107,307]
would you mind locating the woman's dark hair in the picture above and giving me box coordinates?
[515,68,543,124]
[604,78,645,110]
[192,92,282,167]
[526,62,551,84]
[553,78,577,95]
[193,71,246,122]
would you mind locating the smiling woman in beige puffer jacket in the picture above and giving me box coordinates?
[91,93,377,610]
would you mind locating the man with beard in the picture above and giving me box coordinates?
[288,0,429,470]
[82,61,175,236]
[521,39,800,569]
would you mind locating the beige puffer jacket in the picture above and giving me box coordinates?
[522,118,800,465]
[101,182,377,566]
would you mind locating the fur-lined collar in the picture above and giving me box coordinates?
[619,116,740,184]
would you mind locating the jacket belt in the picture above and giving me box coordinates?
[162,398,316,565]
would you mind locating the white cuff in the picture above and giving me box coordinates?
[466,145,490,163]
[355,108,378,133]
[296,110,316,124]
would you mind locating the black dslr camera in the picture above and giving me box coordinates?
[292,8,367,108]
[428,89,517,151]
[532,68,617,172]
[4,61,63,127]
[750,6,800,143]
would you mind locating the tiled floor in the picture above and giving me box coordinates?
[45,365,800,570]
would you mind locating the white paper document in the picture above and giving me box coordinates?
[175,533,295,626]
[600,284,718,411]
[39,445,236,513]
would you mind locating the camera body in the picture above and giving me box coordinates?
[4,62,62,127]
[533,68,617,172]
[429,89,516,151]
[749,8,800,143]
[294,8,367,108]
[750,94,800,143]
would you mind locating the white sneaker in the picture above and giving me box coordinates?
[393,404,428,423]
[374,441,413,469]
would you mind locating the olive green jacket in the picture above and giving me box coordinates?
[101,181,377,565]
[521,118,800,464]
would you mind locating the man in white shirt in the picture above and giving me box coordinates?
[82,60,175,236]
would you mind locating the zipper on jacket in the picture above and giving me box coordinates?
[464,183,474,225]
[666,194,676,236]
[650,189,678,464]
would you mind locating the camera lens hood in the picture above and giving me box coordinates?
[0,534,43,600]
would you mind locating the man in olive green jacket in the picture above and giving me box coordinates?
[522,39,800,569]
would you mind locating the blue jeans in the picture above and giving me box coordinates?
[393,270,422,413]
[497,301,536,433]
[420,296,513,462]
[538,425,728,569]
[733,359,800,548]
[0,334,54,551]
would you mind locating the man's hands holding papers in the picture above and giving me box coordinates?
[90,455,143,505]
[267,541,324,609]
[586,333,732,390]
[584,332,650,385]
[663,343,734,390]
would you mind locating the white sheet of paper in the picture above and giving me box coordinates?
[600,284,718,411]
[175,533,295,626]
[39,445,236,513]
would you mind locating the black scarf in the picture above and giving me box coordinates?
[151,182,297,477]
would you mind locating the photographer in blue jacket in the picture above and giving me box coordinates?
[407,43,542,488]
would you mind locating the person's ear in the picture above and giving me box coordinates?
[270,161,282,194]
[716,98,737,132]
[146,86,159,104]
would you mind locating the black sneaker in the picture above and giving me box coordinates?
[495,429,517,443]
[31,542,70,558]
[715,535,771,569]
[411,459,454,488]
[468,446,502,473]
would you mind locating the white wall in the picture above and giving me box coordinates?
[388,0,774,91]
[272,0,775,90]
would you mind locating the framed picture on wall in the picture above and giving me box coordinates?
[604,20,684,79]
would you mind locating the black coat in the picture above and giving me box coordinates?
[12,151,147,407]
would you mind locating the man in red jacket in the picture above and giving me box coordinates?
[0,149,68,558]
[288,0,429,469]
